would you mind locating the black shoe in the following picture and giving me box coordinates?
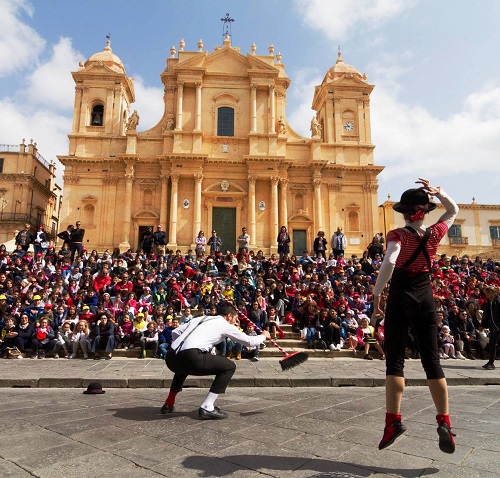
[198,406,228,420]
[466,353,475,360]
[482,362,495,370]
[379,420,407,450]
[437,422,456,454]
[161,404,175,414]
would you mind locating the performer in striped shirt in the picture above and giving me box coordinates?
[373,178,459,454]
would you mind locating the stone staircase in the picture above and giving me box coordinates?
[111,324,360,359]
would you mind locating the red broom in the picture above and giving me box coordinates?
[246,319,308,371]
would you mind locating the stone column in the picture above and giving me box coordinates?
[119,164,135,250]
[269,85,276,133]
[270,177,279,253]
[175,81,184,130]
[313,173,323,232]
[363,99,372,143]
[247,175,257,249]
[168,173,179,247]
[193,173,203,239]
[279,178,288,229]
[250,85,257,133]
[160,172,168,229]
[357,98,366,142]
[195,82,202,131]
[327,182,341,236]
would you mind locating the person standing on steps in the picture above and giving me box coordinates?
[70,221,85,262]
[162,302,270,419]
[481,285,500,371]
[372,178,459,454]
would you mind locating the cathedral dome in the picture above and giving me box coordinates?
[323,52,364,83]
[85,40,125,73]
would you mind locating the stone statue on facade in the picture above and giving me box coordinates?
[126,110,140,131]
[163,112,175,132]
[310,116,321,137]
[278,116,287,134]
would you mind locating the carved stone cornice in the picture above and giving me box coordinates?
[362,183,378,192]
[102,176,119,185]
[328,182,342,191]
[63,175,81,185]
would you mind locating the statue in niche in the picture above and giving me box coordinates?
[126,110,140,131]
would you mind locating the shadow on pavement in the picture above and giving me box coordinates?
[182,455,439,478]
[110,406,196,421]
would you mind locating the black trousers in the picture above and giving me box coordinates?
[166,348,236,394]
[487,329,500,363]
[385,269,444,380]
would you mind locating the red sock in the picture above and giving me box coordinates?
[436,413,451,427]
[385,412,402,426]
[165,391,178,406]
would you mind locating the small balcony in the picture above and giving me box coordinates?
[449,236,468,246]
[493,238,500,248]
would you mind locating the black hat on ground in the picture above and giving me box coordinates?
[83,382,106,394]
[393,188,437,213]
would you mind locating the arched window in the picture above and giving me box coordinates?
[91,104,104,126]
[217,107,234,136]
[348,211,359,231]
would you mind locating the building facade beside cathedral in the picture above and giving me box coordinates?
[58,36,384,255]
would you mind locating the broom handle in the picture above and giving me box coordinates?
[246,319,291,357]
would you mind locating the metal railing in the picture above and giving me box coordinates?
[449,236,469,245]
[0,144,20,153]
[0,213,56,239]
[493,238,500,247]
[0,144,50,169]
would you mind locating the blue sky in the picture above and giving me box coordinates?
[1,0,499,205]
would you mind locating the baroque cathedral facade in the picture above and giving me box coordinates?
[59,36,383,255]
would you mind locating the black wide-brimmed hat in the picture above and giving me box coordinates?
[83,382,106,394]
[393,188,437,213]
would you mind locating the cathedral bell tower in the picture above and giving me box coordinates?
[68,39,135,154]
[311,52,374,164]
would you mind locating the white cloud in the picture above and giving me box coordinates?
[287,67,323,136]
[294,0,417,41]
[23,37,82,111]
[0,98,71,185]
[131,75,164,131]
[371,82,500,179]
[0,0,45,77]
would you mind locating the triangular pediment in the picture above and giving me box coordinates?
[204,47,251,76]
[132,210,159,219]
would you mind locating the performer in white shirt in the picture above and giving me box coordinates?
[162,302,270,419]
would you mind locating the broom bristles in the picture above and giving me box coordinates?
[279,351,308,371]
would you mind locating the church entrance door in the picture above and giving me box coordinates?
[292,229,307,256]
[212,207,236,253]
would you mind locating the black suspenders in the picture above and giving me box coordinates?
[403,226,432,270]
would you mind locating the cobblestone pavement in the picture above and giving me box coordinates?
[0,356,499,389]
[0,385,499,478]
